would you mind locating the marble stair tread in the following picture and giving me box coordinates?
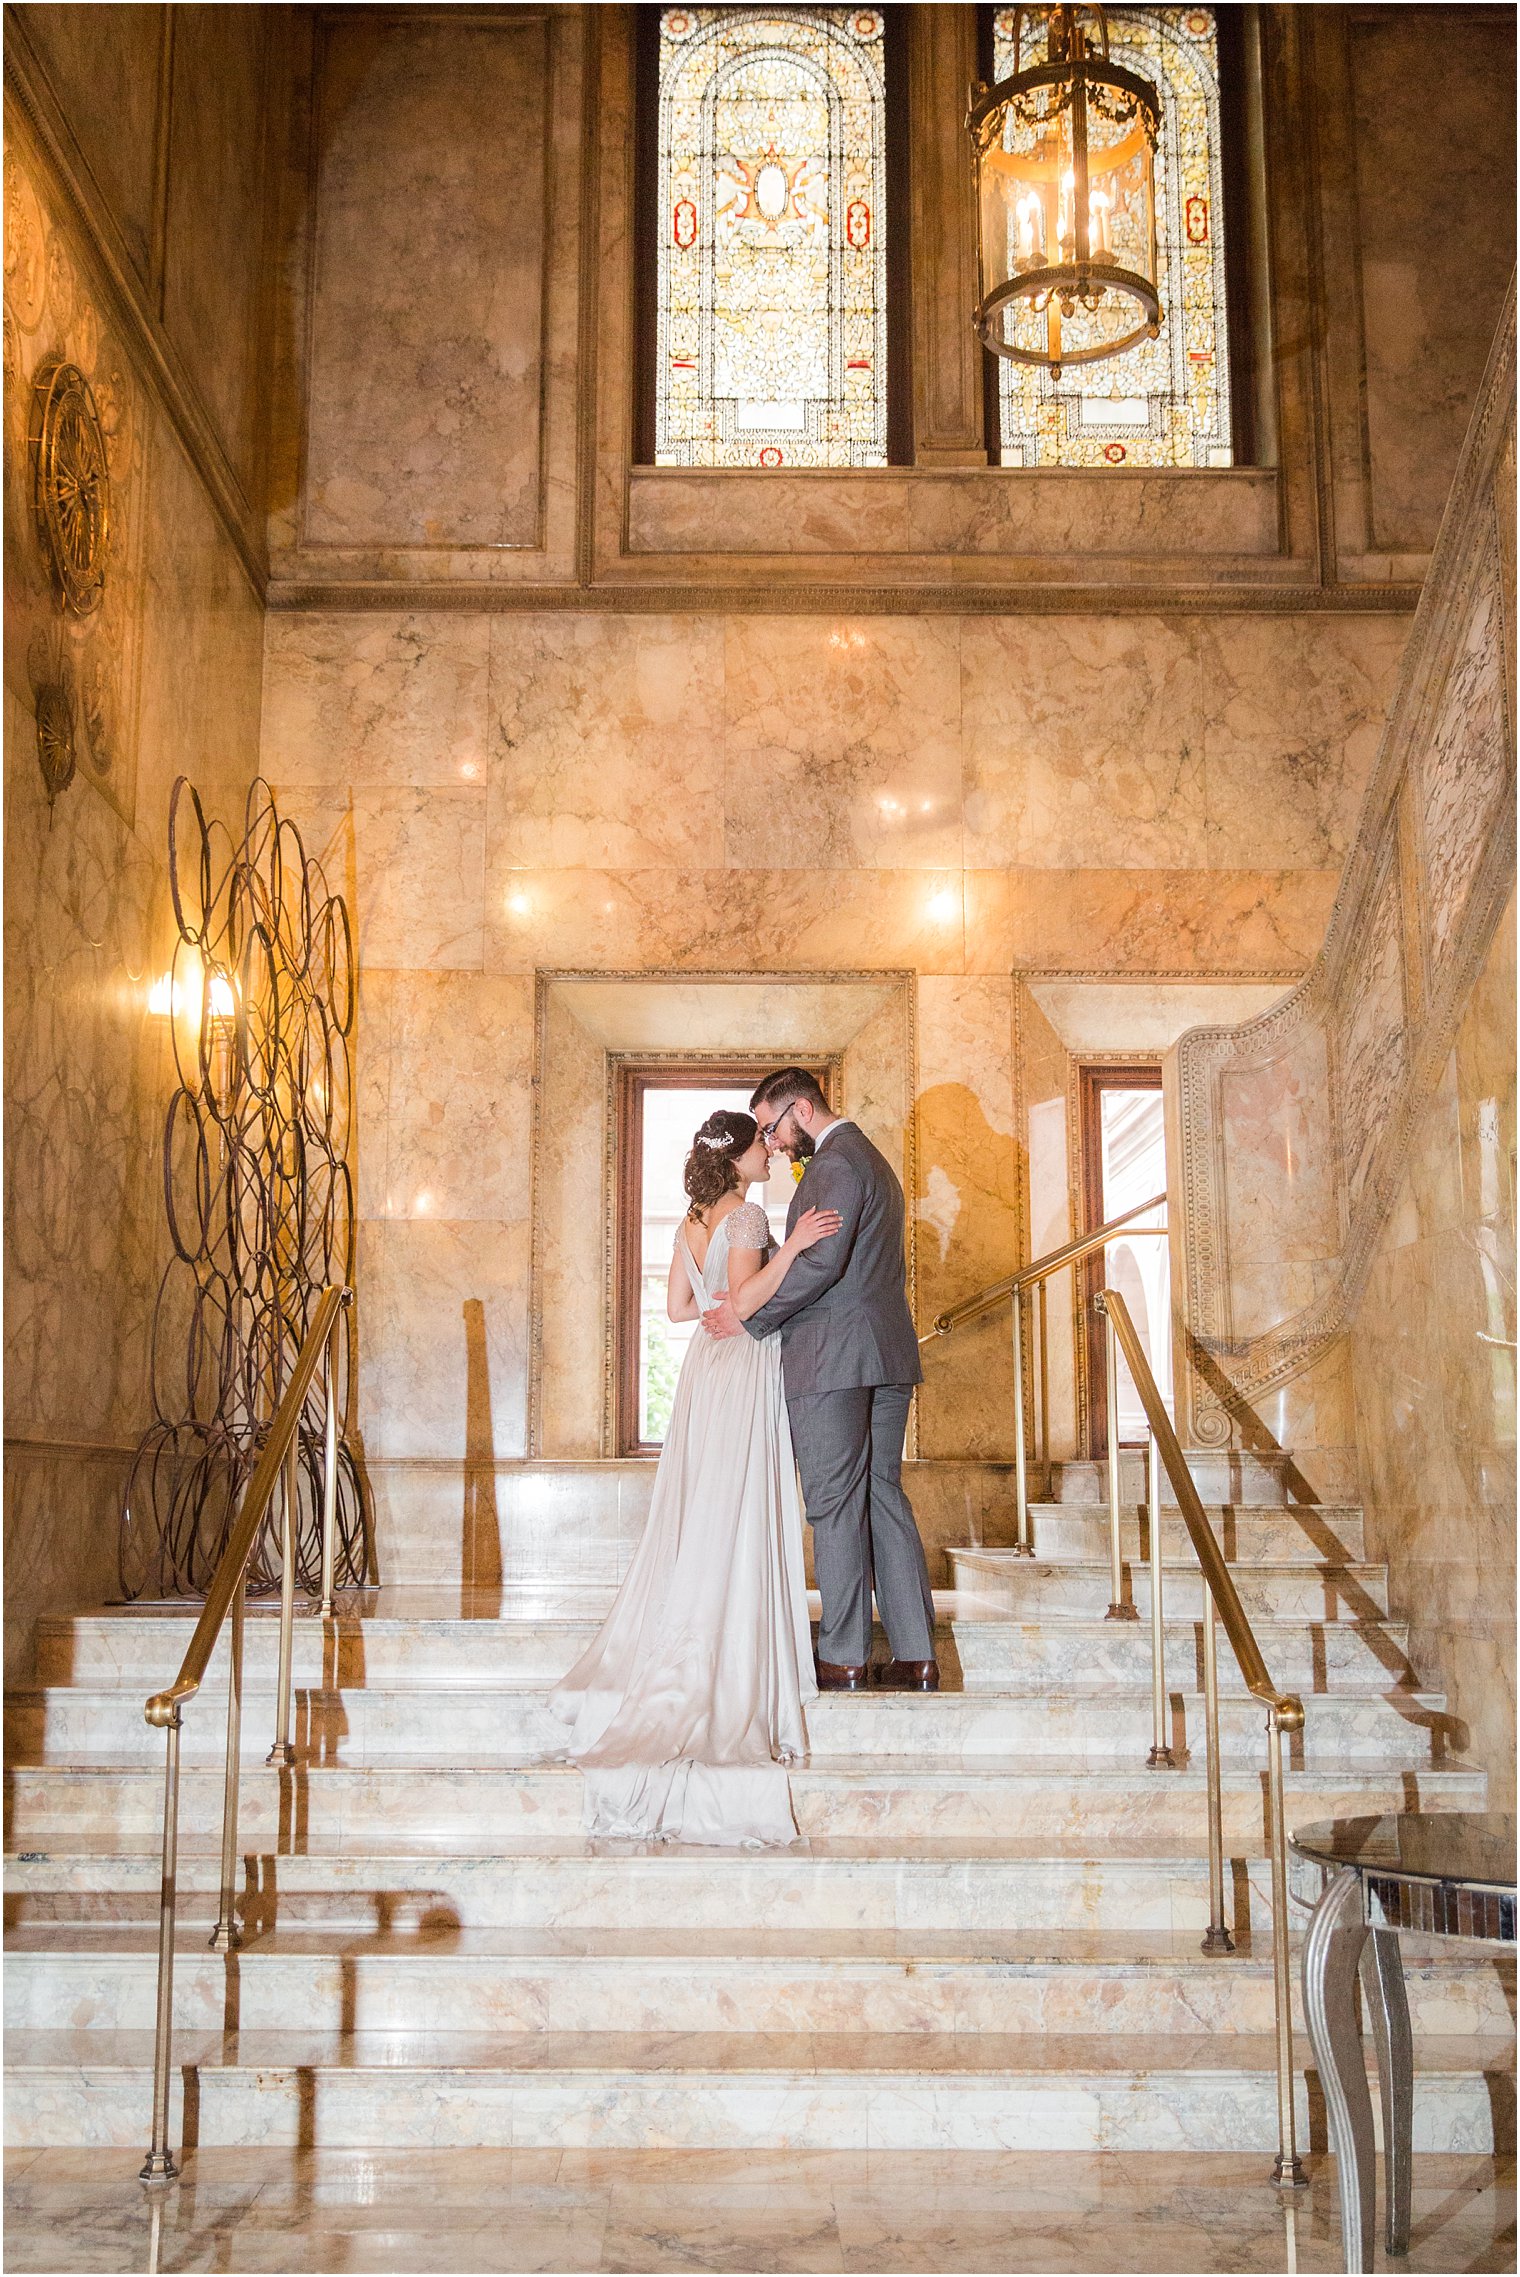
[0,1831,1461,1938]
[11,1930,1511,2042]
[7,2026,1511,2076]
[11,1918,1513,1974]
[2,1691,1463,1773]
[7,1755,1487,1857]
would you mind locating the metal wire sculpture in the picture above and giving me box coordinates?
[120,776,369,1600]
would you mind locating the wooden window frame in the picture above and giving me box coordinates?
[632,4,914,467]
[614,1056,838,1455]
[1078,1061,1164,1458]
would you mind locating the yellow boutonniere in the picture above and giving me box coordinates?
[791,1158,807,1184]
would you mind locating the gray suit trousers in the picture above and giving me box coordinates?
[788,1384,935,1667]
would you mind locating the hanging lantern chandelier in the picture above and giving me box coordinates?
[969,4,1162,380]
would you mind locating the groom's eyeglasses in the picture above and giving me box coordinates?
[758,1101,799,1144]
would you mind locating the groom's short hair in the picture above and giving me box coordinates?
[751,1066,829,1117]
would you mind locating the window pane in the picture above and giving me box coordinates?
[1096,1087,1171,1437]
[991,7,1233,468]
[639,1085,794,1444]
[656,6,889,467]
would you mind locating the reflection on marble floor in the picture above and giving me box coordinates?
[4,2149,1513,2274]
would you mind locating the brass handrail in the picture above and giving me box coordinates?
[1094,1286,1307,2189]
[921,1191,1167,1341]
[140,1284,353,2185]
[919,1193,1167,1559]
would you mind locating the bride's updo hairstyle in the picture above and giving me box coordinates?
[683,1109,758,1220]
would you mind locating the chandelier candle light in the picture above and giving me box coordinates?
[969,3,1161,378]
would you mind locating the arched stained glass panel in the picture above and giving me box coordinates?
[991,6,1233,467]
[656,6,889,467]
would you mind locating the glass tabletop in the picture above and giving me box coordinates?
[1291,1813,1517,1893]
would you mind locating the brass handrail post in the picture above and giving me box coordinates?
[319,1325,338,1619]
[1103,1313,1134,1620]
[1010,1285,1033,1555]
[208,1577,245,1952]
[266,1436,299,1766]
[1267,1707,1309,2187]
[1145,1431,1175,1768]
[1036,1276,1049,1471]
[139,1716,181,2183]
[1200,1595,1233,1952]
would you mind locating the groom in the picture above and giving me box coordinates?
[702,1067,938,1692]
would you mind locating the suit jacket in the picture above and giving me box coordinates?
[744,1122,923,1399]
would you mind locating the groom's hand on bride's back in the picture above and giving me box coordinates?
[701,1294,745,1340]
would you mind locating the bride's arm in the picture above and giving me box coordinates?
[727,1207,842,1321]
[667,1236,700,1322]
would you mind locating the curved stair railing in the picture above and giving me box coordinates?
[919,1192,1167,1561]
[138,1285,354,2186]
[1094,1287,1307,2189]
[925,1215,1307,2185]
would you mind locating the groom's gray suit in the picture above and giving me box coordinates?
[743,1122,935,1668]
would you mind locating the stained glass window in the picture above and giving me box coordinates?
[655,6,889,468]
[991,6,1232,467]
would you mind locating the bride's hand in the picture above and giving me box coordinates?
[791,1206,842,1251]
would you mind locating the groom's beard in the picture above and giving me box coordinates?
[790,1130,816,1161]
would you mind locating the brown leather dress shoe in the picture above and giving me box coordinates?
[876,1660,941,1691]
[815,1660,870,1691]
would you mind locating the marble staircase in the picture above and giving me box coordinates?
[5,1457,1512,2157]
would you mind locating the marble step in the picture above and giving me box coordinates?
[1040,1454,1301,1508]
[6,1752,1486,1852]
[950,1549,1393,1622]
[953,1618,1415,1691]
[5,2028,1508,2152]
[8,1924,1512,2040]
[7,1840,1289,1935]
[4,1677,1457,1768]
[31,1606,1413,1695]
[1024,1508,1366,1564]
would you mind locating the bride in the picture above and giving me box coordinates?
[547,1109,840,1847]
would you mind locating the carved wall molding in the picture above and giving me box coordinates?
[263,578,1420,618]
[1170,287,1517,1446]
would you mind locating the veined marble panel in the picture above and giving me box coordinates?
[963,617,1204,871]
[490,616,724,870]
[488,869,970,979]
[358,1217,530,1464]
[360,970,534,1227]
[305,17,549,550]
[988,868,1336,975]
[724,619,962,872]
[1199,614,1409,869]
[262,614,491,790]
[625,466,1281,560]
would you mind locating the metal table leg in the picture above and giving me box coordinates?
[1302,1864,1375,2274]
[1361,1926,1413,2255]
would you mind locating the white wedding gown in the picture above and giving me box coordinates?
[547,1201,815,1847]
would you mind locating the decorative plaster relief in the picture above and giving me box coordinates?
[1417,537,1510,971]
[3,132,147,821]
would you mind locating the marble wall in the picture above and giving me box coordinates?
[1351,897,1517,1809]
[262,605,1408,1496]
[2,74,270,1675]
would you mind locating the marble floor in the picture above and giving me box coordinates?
[3,2149,1513,2275]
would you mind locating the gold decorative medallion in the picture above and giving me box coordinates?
[33,677,76,797]
[30,359,109,614]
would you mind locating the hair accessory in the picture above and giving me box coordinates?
[695,1131,729,1149]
